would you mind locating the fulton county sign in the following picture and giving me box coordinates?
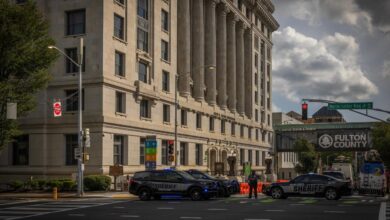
[317,130,372,151]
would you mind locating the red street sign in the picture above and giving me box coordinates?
[53,101,62,117]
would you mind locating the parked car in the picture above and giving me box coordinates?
[129,169,219,201]
[185,169,233,197]
[323,171,353,195]
[264,173,352,200]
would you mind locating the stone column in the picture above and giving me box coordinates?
[216,4,228,109]
[236,21,245,116]
[205,0,217,106]
[177,0,191,97]
[244,28,253,118]
[191,0,205,101]
[227,13,237,113]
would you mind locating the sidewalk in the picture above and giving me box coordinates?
[0,191,136,200]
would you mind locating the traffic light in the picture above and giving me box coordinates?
[302,103,308,120]
[168,140,174,155]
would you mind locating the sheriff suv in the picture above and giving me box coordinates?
[265,174,352,200]
[129,170,218,201]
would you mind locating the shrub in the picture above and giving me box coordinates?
[46,180,63,190]
[61,180,76,191]
[84,175,111,191]
[25,179,39,191]
[37,180,47,190]
[8,180,24,191]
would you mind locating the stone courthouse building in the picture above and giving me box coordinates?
[0,0,278,181]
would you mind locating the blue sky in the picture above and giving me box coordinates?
[271,0,390,122]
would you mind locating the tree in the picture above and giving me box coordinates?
[293,138,318,174]
[0,0,57,150]
[372,122,390,167]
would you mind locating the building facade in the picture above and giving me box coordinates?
[0,0,278,181]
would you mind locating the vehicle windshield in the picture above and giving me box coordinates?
[324,172,345,180]
[177,171,196,180]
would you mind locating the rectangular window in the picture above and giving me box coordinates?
[255,73,258,85]
[209,117,215,131]
[138,61,148,83]
[66,9,85,35]
[248,127,252,139]
[195,144,202,166]
[240,125,244,138]
[255,53,258,67]
[262,151,266,166]
[240,149,245,165]
[162,71,170,92]
[180,142,187,165]
[267,81,270,93]
[268,114,270,126]
[161,140,169,165]
[115,51,125,76]
[161,9,169,31]
[114,135,124,165]
[256,151,260,166]
[161,40,169,61]
[255,109,259,122]
[65,89,84,111]
[231,123,235,136]
[221,120,225,134]
[255,92,258,105]
[140,100,150,118]
[137,0,148,19]
[248,150,252,165]
[140,138,145,164]
[163,104,170,123]
[181,109,187,126]
[114,14,124,39]
[13,135,29,165]
[256,129,259,140]
[115,91,125,113]
[196,113,202,129]
[65,48,78,73]
[65,134,78,165]
[262,131,266,142]
[137,28,148,52]
[267,47,271,60]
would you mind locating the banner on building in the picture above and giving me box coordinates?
[316,129,372,151]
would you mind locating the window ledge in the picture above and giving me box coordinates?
[64,33,86,38]
[113,36,127,44]
[161,58,171,65]
[140,116,152,121]
[196,128,202,131]
[115,74,126,79]
[209,130,215,133]
[163,121,171,125]
[115,112,127,117]
[113,0,126,8]
[181,125,188,128]
[162,29,170,34]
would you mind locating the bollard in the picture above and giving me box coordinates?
[53,187,58,200]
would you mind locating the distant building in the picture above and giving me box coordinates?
[312,106,345,123]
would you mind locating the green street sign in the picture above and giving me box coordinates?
[328,102,373,110]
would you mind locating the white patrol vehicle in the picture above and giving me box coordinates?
[264,174,352,200]
[129,169,219,201]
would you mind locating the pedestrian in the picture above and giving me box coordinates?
[248,170,259,199]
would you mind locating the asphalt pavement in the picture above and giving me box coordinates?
[0,194,386,220]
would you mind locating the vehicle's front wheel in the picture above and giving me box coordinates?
[271,187,284,199]
[325,187,340,200]
[189,188,203,201]
[138,188,151,201]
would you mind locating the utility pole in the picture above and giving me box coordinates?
[174,74,178,167]
[77,37,84,197]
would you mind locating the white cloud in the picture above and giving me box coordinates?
[273,27,378,103]
[272,103,282,112]
[383,61,390,78]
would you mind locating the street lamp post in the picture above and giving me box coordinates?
[49,37,84,197]
[174,65,215,168]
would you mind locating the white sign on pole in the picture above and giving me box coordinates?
[74,148,82,160]
[53,101,62,117]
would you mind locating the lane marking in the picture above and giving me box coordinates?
[4,207,65,211]
[299,199,317,204]
[0,211,44,215]
[114,206,125,209]
[120,215,140,218]
[168,202,181,204]
[260,199,275,203]
[68,213,85,216]
[324,210,346,214]
[264,210,285,212]
[379,202,386,220]
[338,205,352,207]
[180,217,202,219]
[289,204,304,206]
[208,208,227,211]
[157,207,174,210]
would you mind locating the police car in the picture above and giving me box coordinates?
[185,169,234,197]
[265,174,352,200]
[129,169,219,201]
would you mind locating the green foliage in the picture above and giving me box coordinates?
[372,122,390,167]
[25,179,39,190]
[0,0,58,150]
[293,138,318,174]
[46,180,63,189]
[8,180,24,191]
[37,179,47,190]
[61,180,76,191]
[84,175,112,191]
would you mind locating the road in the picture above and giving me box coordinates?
[0,195,387,220]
